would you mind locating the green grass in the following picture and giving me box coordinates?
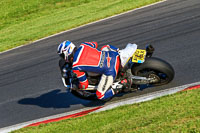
[0,0,161,52]
[13,89,200,133]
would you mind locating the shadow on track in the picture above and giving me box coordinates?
[18,89,105,109]
[17,85,152,109]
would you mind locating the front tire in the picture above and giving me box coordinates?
[71,89,98,100]
[131,57,175,86]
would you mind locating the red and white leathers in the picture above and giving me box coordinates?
[72,42,121,100]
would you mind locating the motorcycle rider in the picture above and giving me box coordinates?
[57,40,132,100]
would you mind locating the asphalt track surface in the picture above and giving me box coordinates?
[0,0,200,128]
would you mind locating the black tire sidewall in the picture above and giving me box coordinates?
[131,57,175,85]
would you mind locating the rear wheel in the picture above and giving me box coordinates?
[131,57,175,86]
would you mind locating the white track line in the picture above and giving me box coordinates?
[94,81,200,112]
[0,107,100,133]
[0,0,166,55]
[1,81,200,133]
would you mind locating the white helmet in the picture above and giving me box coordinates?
[57,40,76,62]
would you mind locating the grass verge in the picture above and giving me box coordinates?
[13,89,200,133]
[0,0,161,52]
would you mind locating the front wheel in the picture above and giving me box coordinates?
[71,89,98,100]
[131,57,175,86]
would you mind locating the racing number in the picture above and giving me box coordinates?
[132,49,146,63]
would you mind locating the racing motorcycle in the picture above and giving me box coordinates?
[59,44,175,100]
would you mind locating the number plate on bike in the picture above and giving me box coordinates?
[132,49,146,63]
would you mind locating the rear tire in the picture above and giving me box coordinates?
[131,57,175,86]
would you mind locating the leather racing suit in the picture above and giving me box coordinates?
[72,42,120,100]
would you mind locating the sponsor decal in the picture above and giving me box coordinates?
[106,53,111,68]
[100,52,106,68]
